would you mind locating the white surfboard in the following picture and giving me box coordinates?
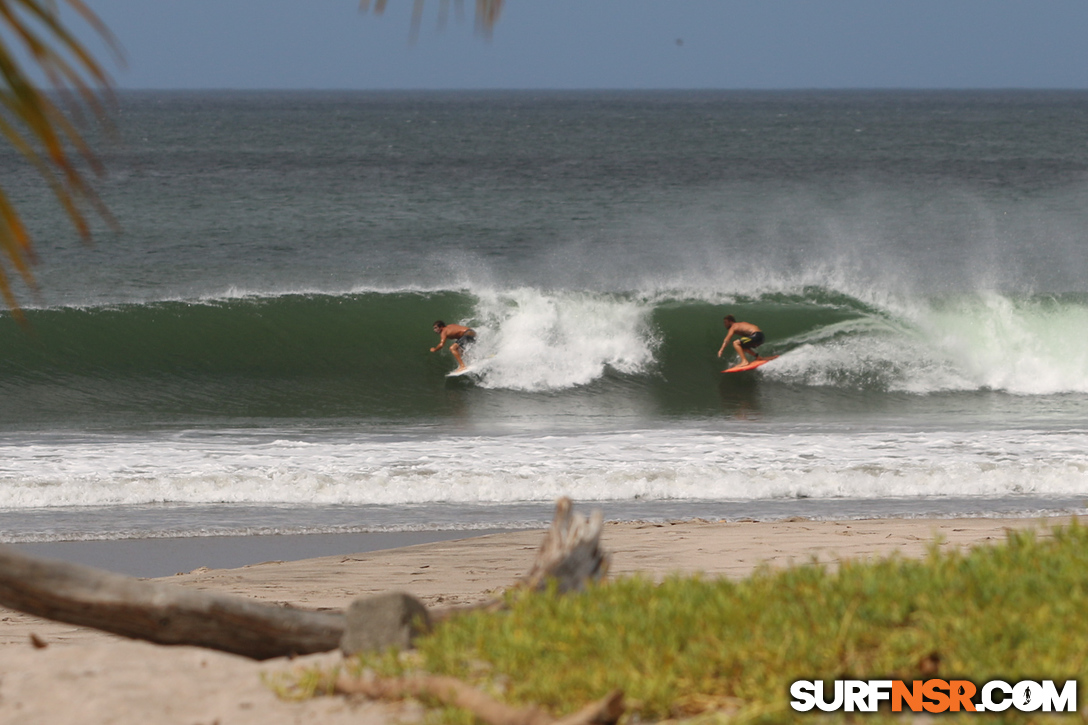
[445,355,494,378]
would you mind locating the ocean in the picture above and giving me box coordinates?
[2,90,1087,552]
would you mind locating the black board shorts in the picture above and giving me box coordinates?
[738,331,764,350]
[454,333,477,347]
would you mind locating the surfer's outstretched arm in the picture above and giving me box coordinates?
[718,330,734,357]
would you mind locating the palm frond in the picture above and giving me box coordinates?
[0,0,120,315]
[360,0,504,36]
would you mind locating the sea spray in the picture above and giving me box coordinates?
[468,288,659,391]
[762,290,1088,395]
[920,292,1088,395]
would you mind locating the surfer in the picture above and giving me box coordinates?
[431,320,477,372]
[718,315,765,365]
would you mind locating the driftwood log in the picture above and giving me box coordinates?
[430,497,611,624]
[0,497,609,660]
[0,545,344,660]
[521,497,610,593]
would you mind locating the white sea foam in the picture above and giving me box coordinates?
[465,288,659,391]
[763,289,1088,395]
[920,292,1088,394]
[2,427,1086,511]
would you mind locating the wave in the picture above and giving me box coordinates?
[2,427,1087,514]
[1,285,1086,425]
[763,290,1088,395]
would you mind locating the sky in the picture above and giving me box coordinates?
[32,1,1088,90]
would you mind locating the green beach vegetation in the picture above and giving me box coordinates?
[283,521,1088,723]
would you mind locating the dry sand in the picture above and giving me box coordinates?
[0,515,1072,724]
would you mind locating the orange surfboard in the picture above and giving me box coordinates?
[722,355,779,373]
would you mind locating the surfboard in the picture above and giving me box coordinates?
[445,355,495,378]
[722,355,779,373]
[446,365,479,378]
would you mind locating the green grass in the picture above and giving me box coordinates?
[302,521,1088,723]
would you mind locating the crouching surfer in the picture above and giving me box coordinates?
[430,320,477,372]
[717,315,765,365]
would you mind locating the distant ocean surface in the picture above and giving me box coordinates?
[2,90,1087,545]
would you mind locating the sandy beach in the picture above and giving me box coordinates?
[0,515,1073,724]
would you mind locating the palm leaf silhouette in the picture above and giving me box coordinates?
[360,0,504,41]
[0,0,120,319]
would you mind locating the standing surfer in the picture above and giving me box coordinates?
[718,315,765,365]
[431,321,477,372]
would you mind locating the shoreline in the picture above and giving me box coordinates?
[0,514,1077,723]
[10,528,514,579]
[8,509,1081,579]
